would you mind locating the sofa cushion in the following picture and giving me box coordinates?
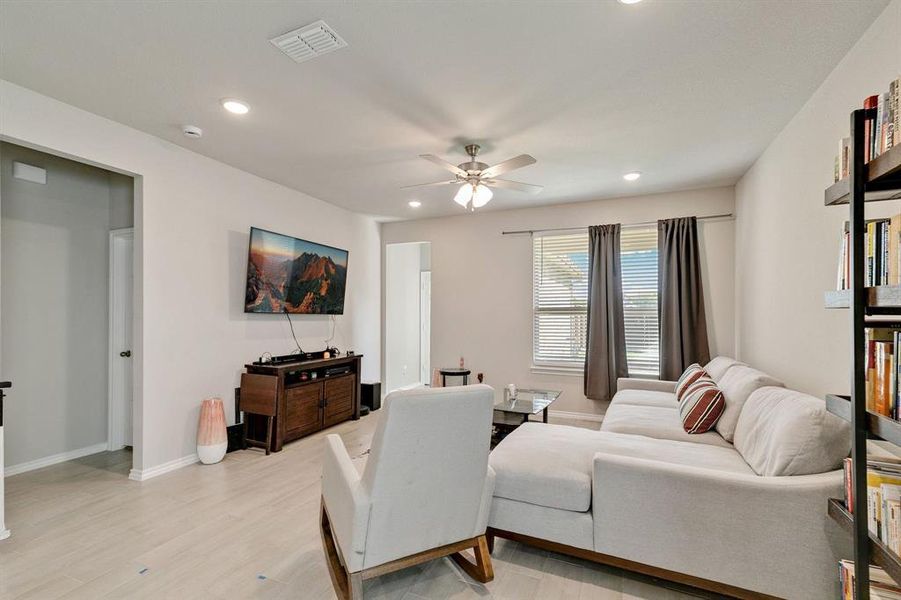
[600,403,733,448]
[489,423,602,512]
[676,363,709,401]
[734,386,851,476]
[679,376,725,434]
[704,356,746,382]
[610,389,677,408]
[714,365,784,442]
[593,432,754,475]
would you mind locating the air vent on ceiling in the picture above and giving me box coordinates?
[269,20,347,64]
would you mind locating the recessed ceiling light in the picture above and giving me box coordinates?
[618,0,644,4]
[408,200,422,208]
[221,99,250,115]
[623,171,642,181]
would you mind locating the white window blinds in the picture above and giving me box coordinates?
[621,226,659,377]
[531,227,659,376]
[532,233,589,367]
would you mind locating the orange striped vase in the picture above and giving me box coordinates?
[197,397,227,464]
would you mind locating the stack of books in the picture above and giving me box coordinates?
[837,217,901,290]
[839,560,901,599]
[843,443,901,556]
[835,77,901,182]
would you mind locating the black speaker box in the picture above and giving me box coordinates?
[362,382,381,411]
[226,423,245,453]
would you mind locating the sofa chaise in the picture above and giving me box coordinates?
[486,357,851,600]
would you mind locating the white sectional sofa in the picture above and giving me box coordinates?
[487,357,851,600]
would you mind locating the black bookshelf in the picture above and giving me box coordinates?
[825,108,901,600]
[828,498,901,586]
[826,395,901,448]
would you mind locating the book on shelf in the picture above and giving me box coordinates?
[863,327,901,418]
[866,94,879,164]
[836,217,901,289]
[840,560,901,599]
[838,220,850,289]
[839,136,852,181]
[833,76,901,182]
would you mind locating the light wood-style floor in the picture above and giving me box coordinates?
[1,414,714,599]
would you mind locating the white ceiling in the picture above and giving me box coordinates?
[0,0,889,220]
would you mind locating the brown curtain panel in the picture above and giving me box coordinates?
[658,217,710,381]
[584,224,628,401]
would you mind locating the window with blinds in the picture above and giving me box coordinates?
[532,227,659,376]
[532,233,589,368]
[620,226,659,377]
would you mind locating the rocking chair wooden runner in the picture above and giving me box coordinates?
[319,385,497,599]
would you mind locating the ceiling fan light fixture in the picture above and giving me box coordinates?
[412,144,539,210]
[471,184,493,208]
[454,184,473,207]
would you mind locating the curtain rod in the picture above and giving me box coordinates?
[500,213,734,236]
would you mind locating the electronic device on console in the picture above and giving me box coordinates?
[253,347,341,366]
[325,365,352,378]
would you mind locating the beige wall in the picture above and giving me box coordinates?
[382,186,735,415]
[735,0,901,399]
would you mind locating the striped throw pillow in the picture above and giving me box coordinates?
[679,377,725,434]
[676,363,709,401]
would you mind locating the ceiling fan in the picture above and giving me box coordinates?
[403,144,542,210]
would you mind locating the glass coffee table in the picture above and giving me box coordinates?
[492,388,562,441]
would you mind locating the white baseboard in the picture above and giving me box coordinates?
[548,410,604,423]
[5,442,109,477]
[129,453,199,482]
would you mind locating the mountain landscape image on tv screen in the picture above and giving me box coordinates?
[245,227,348,314]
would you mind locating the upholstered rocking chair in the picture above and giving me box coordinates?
[320,384,496,599]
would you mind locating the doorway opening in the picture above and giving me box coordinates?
[385,242,431,394]
[0,142,136,478]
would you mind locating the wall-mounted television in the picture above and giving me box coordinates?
[244,227,349,314]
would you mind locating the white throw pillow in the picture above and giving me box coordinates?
[714,365,784,442]
[734,386,851,476]
[704,356,746,383]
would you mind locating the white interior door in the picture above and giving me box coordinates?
[108,229,133,449]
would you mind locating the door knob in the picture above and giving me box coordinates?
[120,350,132,358]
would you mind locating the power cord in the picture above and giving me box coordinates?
[324,314,336,346]
[283,307,304,354]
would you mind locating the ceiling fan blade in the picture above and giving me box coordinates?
[419,154,467,177]
[401,180,460,190]
[483,178,543,194]
[478,154,536,179]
